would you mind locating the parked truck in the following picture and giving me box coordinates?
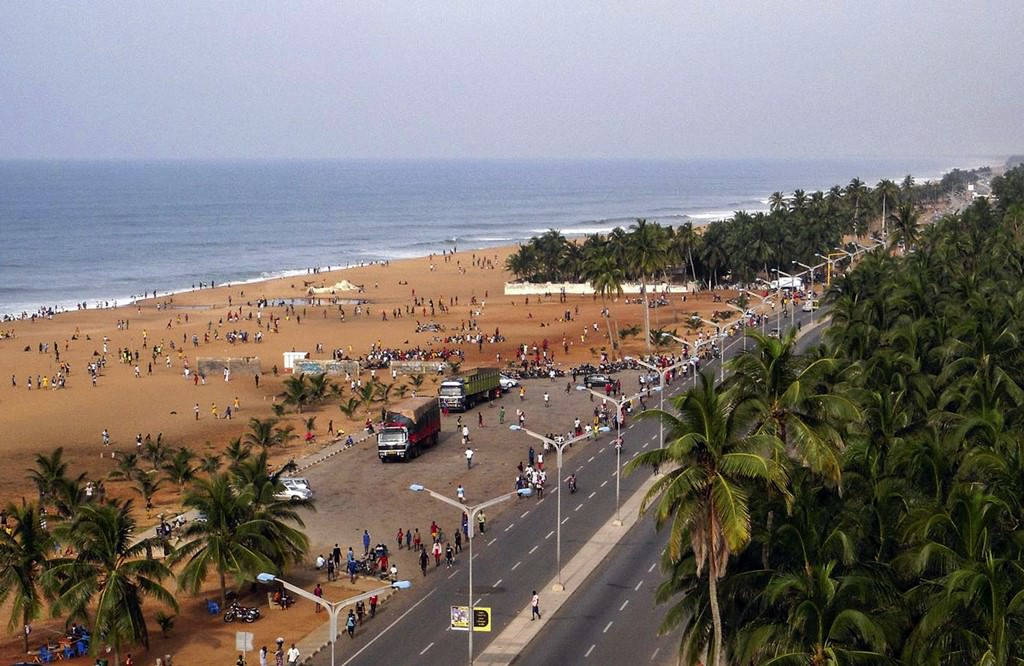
[377,397,441,462]
[438,367,500,411]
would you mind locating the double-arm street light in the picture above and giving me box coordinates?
[255,573,411,666]
[577,385,648,525]
[509,426,589,591]
[740,289,774,335]
[629,356,689,449]
[408,483,532,664]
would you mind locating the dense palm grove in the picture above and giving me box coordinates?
[505,168,989,287]
[0,422,311,664]
[627,165,1024,664]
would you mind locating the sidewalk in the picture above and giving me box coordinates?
[475,469,659,665]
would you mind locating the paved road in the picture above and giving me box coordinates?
[310,307,825,666]
[516,310,827,666]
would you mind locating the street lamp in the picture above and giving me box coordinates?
[776,269,799,331]
[628,356,689,450]
[577,386,647,525]
[408,483,532,664]
[509,425,589,591]
[740,289,774,335]
[721,303,749,351]
[255,573,411,666]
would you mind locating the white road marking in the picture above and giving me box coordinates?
[632,451,639,458]
[634,580,643,591]
[341,589,437,666]
[619,599,629,611]
[575,502,584,512]
[650,647,660,661]
[494,578,503,587]
[562,516,570,524]
[511,561,521,571]
[603,620,614,633]
[648,562,657,572]
[588,456,595,463]
[612,471,617,476]
[585,644,596,658]
[588,491,596,499]
[545,530,555,540]
[420,642,434,655]
[530,545,540,554]
[448,571,458,579]
[642,442,649,449]
[504,523,514,532]
[601,480,608,488]
[599,447,605,453]
[650,434,657,441]
[475,597,482,606]
[488,538,497,546]
[521,510,530,518]
[472,553,480,560]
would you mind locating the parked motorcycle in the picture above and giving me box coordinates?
[223,601,261,623]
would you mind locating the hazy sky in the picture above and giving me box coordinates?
[1,2,1020,160]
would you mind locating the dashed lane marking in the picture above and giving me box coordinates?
[529,545,539,554]
[448,571,458,579]
[601,480,608,488]
[599,447,605,453]
[648,562,657,572]
[511,561,521,571]
[562,516,570,525]
[588,456,595,463]
[419,642,434,655]
[575,502,584,512]
[642,442,649,449]
[603,621,614,633]
[488,538,497,546]
[494,578,503,587]
[588,491,596,499]
[340,589,437,666]
[619,599,629,611]
[521,510,530,518]
[634,580,643,591]
[545,530,555,540]
[650,647,660,661]
[585,644,596,658]
[504,523,514,532]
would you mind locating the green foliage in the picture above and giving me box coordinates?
[0,502,53,652]
[632,196,1024,664]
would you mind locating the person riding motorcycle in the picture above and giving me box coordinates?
[565,473,577,494]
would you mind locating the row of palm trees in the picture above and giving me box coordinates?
[506,171,982,290]
[0,431,312,664]
[626,169,1024,664]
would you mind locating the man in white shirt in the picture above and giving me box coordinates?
[286,643,300,665]
[465,447,474,469]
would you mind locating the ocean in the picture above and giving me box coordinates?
[0,157,987,317]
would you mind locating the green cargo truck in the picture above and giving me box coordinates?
[438,367,500,411]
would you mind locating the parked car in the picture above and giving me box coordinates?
[584,373,612,388]
[274,483,313,502]
[499,375,519,391]
[281,477,311,491]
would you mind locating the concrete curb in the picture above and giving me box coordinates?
[475,470,660,665]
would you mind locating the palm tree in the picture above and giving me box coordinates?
[585,253,625,357]
[170,474,275,606]
[143,438,171,471]
[223,438,252,469]
[409,373,426,393]
[198,453,222,475]
[358,382,378,416]
[162,447,198,492]
[244,417,295,451]
[727,328,856,484]
[280,373,310,413]
[769,191,787,213]
[45,500,177,666]
[626,374,791,666]
[889,202,920,251]
[133,474,162,516]
[107,453,143,483]
[628,219,670,353]
[338,397,362,420]
[26,448,71,503]
[0,502,52,653]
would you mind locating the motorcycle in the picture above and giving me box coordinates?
[566,476,577,494]
[223,601,261,623]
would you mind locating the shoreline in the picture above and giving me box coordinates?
[1,159,992,319]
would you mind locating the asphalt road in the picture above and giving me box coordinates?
[311,306,826,666]
[516,310,827,666]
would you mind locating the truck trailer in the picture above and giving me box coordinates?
[438,367,500,411]
[377,397,442,462]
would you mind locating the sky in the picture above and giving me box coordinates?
[0,2,1021,160]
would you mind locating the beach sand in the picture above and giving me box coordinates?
[0,243,737,662]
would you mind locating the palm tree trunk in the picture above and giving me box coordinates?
[708,571,723,666]
[642,279,651,354]
[220,569,227,606]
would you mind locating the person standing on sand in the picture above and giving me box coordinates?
[194,403,199,420]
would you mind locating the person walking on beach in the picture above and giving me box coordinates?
[465,447,474,469]
[194,403,200,420]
